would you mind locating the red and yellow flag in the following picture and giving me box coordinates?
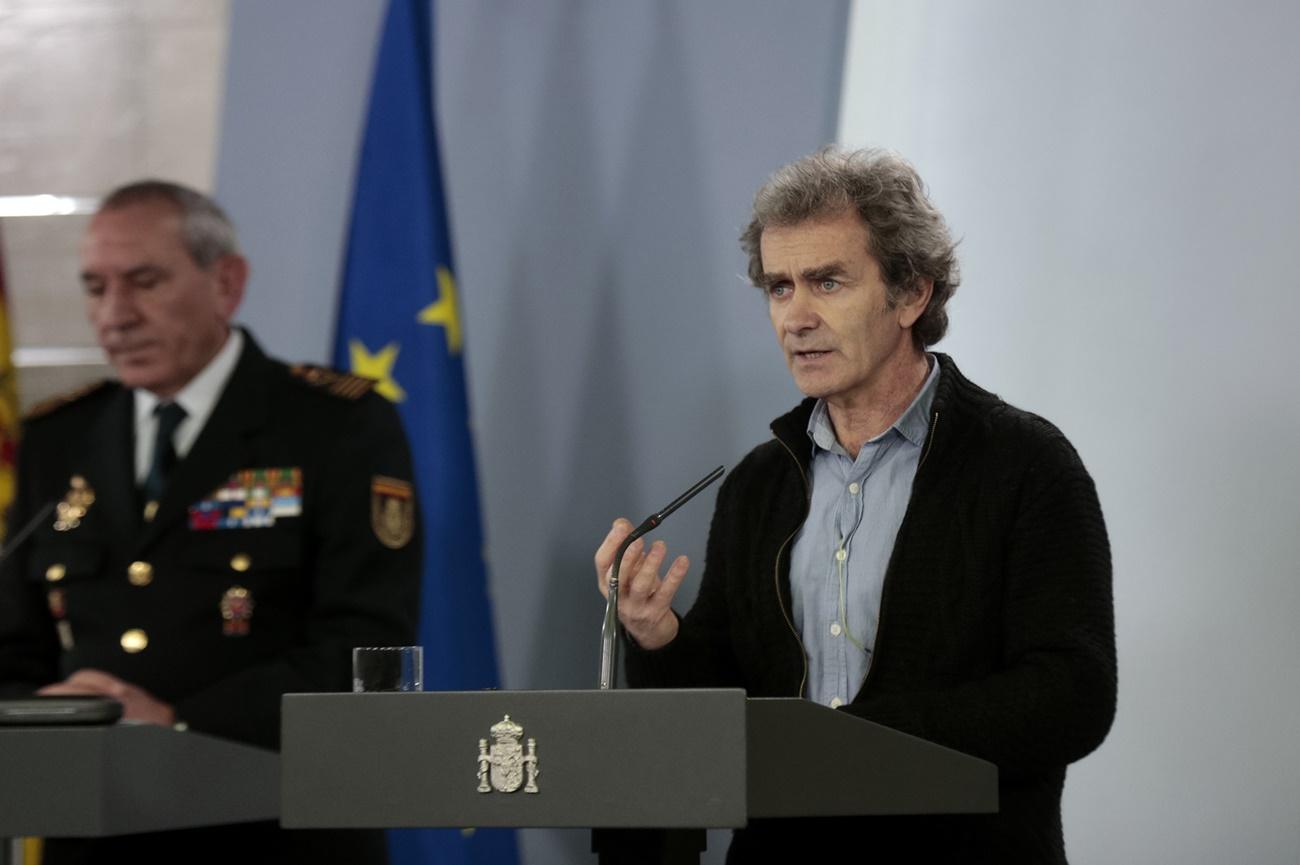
[0,226,19,540]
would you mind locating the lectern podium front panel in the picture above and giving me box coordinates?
[0,724,278,837]
[281,689,748,829]
[746,698,997,817]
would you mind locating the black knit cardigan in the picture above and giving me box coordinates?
[625,354,1117,864]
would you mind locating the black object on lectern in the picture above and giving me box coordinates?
[0,723,278,839]
[280,689,996,863]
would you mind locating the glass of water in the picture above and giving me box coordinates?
[352,646,423,692]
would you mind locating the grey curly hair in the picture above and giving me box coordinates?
[740,147,959,348]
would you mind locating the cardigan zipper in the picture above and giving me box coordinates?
[859,408,941,695]
[773,433,812,698]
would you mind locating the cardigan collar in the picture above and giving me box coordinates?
[768,352,988,471]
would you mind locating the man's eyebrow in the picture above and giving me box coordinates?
[123,264,164,280]
[801,262,849,282]
[80,264,166,284]
[757,261,850,289]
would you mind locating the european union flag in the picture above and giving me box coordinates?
[332,1,518,863]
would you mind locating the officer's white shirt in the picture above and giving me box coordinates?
[132,328,244,483]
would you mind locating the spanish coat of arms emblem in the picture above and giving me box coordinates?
[477,715,539,793]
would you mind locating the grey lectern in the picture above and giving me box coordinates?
[0,723,278,864]
[281,689,996,863]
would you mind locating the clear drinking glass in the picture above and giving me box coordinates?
[352,646,423,692]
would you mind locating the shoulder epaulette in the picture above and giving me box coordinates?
[288,364,376,400]
[23,379,115,421]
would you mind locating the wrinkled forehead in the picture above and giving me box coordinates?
[81,201,189,269]
[760,213,872,261]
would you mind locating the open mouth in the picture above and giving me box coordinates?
[793,350,831,360]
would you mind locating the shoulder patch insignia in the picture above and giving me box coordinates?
[371,476,415,549]
[289,364,376,400]
[24,379,114,421]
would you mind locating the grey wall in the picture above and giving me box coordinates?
[219,2,1300,863]
[215,2,382,355]
[840,2,1300,862]
[216,3,849,863]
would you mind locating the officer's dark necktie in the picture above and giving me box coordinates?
[142,401,187,521]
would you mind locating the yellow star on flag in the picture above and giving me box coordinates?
[348,338,407,402]
[417,266,462,354]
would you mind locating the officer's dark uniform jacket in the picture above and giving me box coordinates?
[0,331,420,862]
[0,331,421,739]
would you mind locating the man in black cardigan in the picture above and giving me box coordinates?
[595,148,1115,863]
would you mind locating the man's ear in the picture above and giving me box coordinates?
[213,254,250,318]
[898,277,933,329]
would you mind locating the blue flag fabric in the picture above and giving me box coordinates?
[332,1,518,862]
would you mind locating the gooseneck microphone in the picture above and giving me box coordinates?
[0,500,57,566]
[598,465,725,690]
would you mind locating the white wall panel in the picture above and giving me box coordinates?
[840,3,1300,861]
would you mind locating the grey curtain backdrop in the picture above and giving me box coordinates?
[216,2,849,863]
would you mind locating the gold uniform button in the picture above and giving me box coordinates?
[120,629,149,653]
[46,563,67,582]
[230,554,251,573]
[127,561,154,586]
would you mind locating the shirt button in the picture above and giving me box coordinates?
[120,629,149,653]
[829,696,843,709]
[848,482,860,495]
[835,549,847,562]
[127,561,154,586]
[830,622,842,637]
[230,554,252,573]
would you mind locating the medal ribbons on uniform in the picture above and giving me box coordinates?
[189,467,302,530]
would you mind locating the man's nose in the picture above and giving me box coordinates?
[94,282,140,329]
[782,286,820,333]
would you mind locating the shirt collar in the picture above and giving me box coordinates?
[134,327,244,430]
[895,354,940,447]
[806,353,941,456]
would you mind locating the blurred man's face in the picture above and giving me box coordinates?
[761,211,926,408]
[80,200,245,399]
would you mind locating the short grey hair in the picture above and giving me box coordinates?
[740,147,959,348]
[98,180,241,269]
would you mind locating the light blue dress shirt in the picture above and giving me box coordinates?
[789,357,939,708]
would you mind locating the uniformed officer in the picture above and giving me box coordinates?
[0,180,420,863]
